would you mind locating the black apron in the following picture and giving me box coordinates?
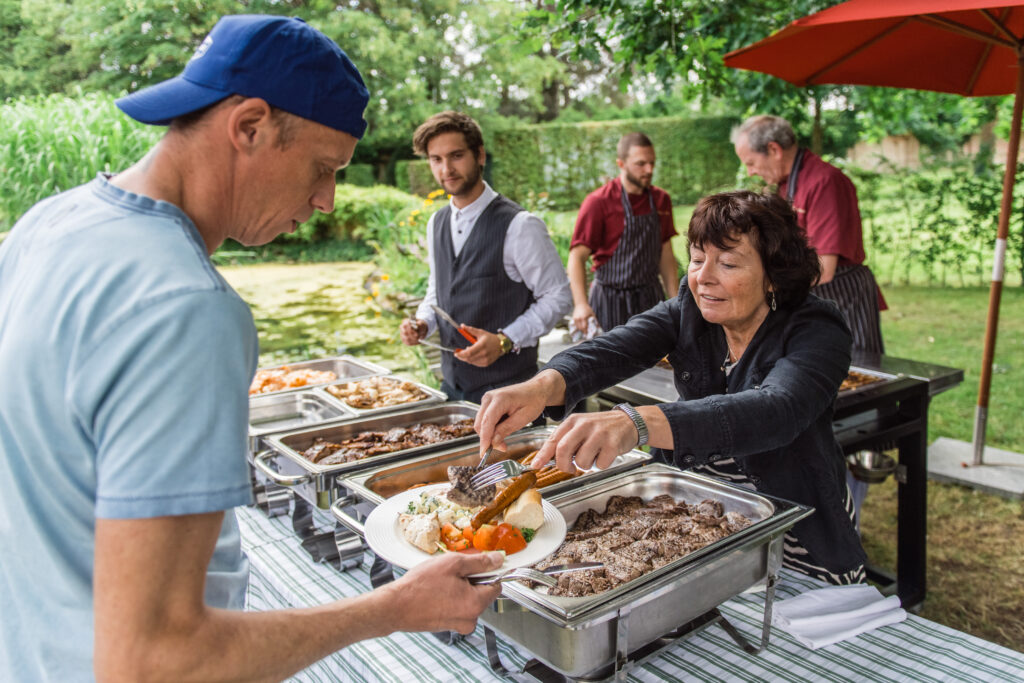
[589,180,663,331]
[787,149,884,354]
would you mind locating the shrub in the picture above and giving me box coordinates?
[395,159,438,197]
[0,91,162,230]
[295,184,420,243]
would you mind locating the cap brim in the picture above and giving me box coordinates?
[115,75,231,126]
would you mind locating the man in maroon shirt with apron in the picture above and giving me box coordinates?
[732,115,885,355]
[568,133,680,335]
[733,114,886,529]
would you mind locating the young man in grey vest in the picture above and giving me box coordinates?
[400,111,571,404]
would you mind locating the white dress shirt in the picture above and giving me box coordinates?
[415,182,571,348]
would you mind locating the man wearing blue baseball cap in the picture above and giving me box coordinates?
[0,14,501,681]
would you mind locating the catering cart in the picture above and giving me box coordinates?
[538,333,964,610]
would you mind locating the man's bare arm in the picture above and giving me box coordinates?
[94,512,501,683]
[816,254,839,285]
[658,241,679,298]
[567,245,595,332]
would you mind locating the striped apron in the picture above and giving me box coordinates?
[589,180,663,331]
[788,149,885,354]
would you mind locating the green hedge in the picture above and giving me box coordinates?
[395,159,438,197]
[489,115,740,210]
[344,163,376,187]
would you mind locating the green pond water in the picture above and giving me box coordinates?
[218,261,437,386]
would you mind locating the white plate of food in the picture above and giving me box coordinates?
[363,483,566,576]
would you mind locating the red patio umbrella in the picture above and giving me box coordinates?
[724,0,1024,465]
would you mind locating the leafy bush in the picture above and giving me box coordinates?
[0,91,162,230]
[288,184,420,244]
[488,115,739,210]
[395,159,437,197]
[344,163,376,187]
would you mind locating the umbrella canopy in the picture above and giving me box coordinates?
[724,0,1024,464]
[725,0,1024,95]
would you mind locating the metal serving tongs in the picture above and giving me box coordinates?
[470,562,603,586]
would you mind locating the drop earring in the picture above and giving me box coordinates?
[770,291,777,311]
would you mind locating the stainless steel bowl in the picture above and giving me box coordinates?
[847,450,897,484]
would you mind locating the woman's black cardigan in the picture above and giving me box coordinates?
[543,284,867,575]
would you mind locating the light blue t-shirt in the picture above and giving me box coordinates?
[0,175,257,680]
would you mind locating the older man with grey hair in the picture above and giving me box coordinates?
[732,115,884,355]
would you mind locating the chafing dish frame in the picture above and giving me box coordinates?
[249,355,390,397]
[476,464,812,680]
[253,401,481,509]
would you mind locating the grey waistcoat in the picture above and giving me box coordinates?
[434,195,538,398]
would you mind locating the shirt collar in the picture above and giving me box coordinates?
[450,181,496,222]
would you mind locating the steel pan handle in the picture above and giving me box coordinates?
[251,449,311,487]
[330,498,366,536]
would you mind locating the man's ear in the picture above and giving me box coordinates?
[766,141,784,159]
[226,98,274,152]
[477,146,487,168]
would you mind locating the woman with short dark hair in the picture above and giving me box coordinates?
[476,190,866,583]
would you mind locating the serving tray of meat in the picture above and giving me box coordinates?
[252,402,480,509]
[477,463,812,680]
[316,375,446,417]
[249,355,390,396]
[335,426,652,507]
[248,390,357,456]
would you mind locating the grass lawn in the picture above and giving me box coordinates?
[221,262,1024,653]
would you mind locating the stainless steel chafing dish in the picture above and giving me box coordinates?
[333,426,652,509]
[253,401,480,509]
[248,390,356,456]
[250,355,390,396]
[247,390,358,517]
[314,376,448,419]
[475,464,812,681]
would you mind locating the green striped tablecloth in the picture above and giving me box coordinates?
[237,505,1023,682]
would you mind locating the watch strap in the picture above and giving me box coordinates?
[613,403,648,447]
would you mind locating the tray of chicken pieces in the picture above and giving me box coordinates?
[314,375,446,418]
[251,402,480,509]
[249,355,390,396]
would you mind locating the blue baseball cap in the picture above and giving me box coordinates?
[116,15,369,138]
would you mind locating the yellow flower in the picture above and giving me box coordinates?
[428,189,445,199]
[364,296,373,304]
[411,209,421,216]
[399,220,406,226]
[381,274,390,281]
[424,199,434,206]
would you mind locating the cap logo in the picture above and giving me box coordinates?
[191,35,213,61]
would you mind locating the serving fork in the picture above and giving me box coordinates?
[469,458,531,489]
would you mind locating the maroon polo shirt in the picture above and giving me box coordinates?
[572,179,676,270]
[779,150,865,266]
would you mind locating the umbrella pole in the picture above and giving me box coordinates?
[972,52,1024,465]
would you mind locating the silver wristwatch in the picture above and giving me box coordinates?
[613,403,649,447]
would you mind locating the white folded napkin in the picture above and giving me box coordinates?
[772,584,907,650]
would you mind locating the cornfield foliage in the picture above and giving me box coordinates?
[0,91,162,230]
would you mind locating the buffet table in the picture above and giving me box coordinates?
[237,505,1023,683]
